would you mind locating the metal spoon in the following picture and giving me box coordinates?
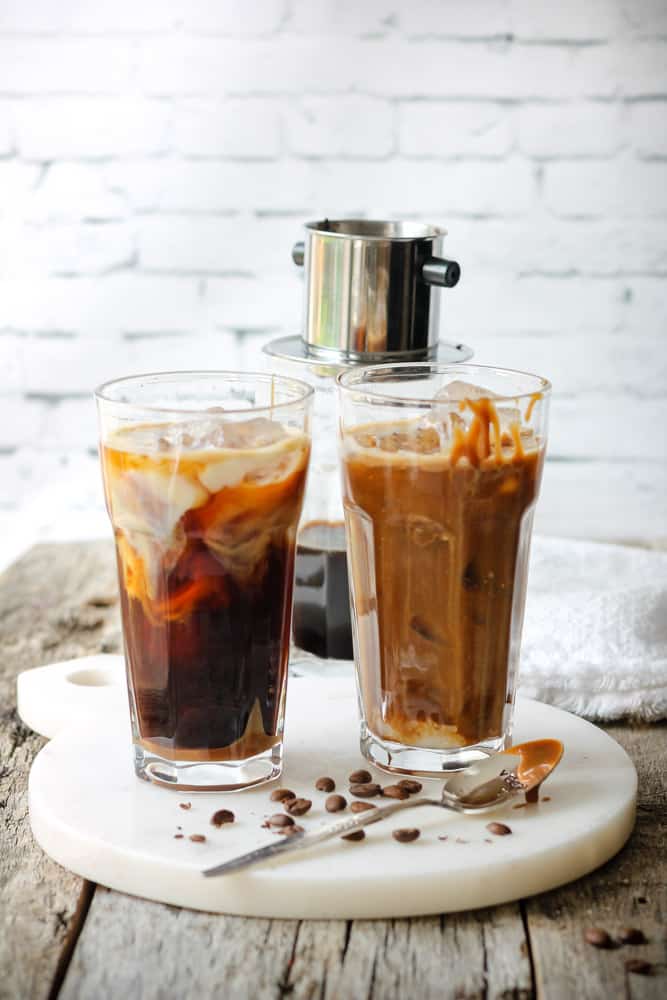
[202,738,563,879]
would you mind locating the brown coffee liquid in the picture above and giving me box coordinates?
[293,521,354,660]
[102,419,309,761]
[343,400,544,750]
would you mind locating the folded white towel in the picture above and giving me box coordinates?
[520,537,667,722]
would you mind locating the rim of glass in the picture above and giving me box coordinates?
[95,370,314,416]
[337,362,551,407]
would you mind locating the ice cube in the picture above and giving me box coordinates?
[495,404,522,434]
[220,417,287,450]
[430,381,495,431]
[434,380,499,404]
[413,418,450,454]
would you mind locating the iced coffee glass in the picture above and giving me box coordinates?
[96,372,312,790]
[338,363,550,774]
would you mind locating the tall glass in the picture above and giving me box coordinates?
[96,372,312,790]
[338,363,550,773]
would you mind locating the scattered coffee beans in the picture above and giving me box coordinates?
[326,794,347,813]
[583,927,613,949]
[382,785,410,800]
[211,809,235,827]
[316,776,335,792]
[270,788,296,802]
[189,834,206,843]
[267,813,295,828]
[625,959,652,975]
[179,802,192,810]
[285,797,312,816]
[397,779,422,794]
[486,822,512,836]
[392,828,420,843]
[342,830,365,842]
[280,824,305,837]
[618,927,646,945]
[350,782,382,798]
[351,801,376,813]
[349,769,372,784]
[173,833,184,839]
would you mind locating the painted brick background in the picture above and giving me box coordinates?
[1,0,666,565]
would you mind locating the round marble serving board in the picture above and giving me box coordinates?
[18,655,637,920]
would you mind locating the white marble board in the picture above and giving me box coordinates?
[18,655,637,919]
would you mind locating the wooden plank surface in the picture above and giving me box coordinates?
[0,542,120,1000]
[524,723,667,1000]
[1,541,665,1000]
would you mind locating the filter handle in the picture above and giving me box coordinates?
[292,241,305,266]
[421,257,461,288]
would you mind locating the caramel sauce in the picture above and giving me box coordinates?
[507,738,563,802]
[524,392,543,423]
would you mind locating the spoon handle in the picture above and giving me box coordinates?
[202,796,442,878]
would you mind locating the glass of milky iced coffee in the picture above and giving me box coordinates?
[96,372,312,790]
[338,363,550,774]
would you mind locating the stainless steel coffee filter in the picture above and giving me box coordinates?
[292,219,461,362]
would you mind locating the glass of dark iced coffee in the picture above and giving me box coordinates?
[96,372,312,790]
[338,363,550,774]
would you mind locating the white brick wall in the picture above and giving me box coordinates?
[0,0,666,555]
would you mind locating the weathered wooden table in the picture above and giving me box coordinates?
[1,542,665,1000]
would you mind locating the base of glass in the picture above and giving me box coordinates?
[133,742,282,792]
[360,724,507,775]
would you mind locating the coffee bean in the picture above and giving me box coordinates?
[486,822,512,836]
[268,813,295,828]
[397,779,422,794]
[349,769,372,784]
[392,828,420,843]
[618,927,646,945]
[325,794,347,813]
[625,959,652,975]
[285,797,312,816]
[270,788,296,802]
[316,776,335,792]
[382,784,410,800]
[189,834,206,843]
[342,830,366,842]
[351,801,376,813]
[279,824,305,837]
[584,927,613,949]
[179,802,192,810]
[173,833,184,839]
[350,782,382,798]
[211,809,235,827]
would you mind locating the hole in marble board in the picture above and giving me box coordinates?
[66,668,115,687]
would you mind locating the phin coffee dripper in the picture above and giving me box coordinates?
[264,219,469,661]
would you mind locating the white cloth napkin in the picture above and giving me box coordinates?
[520,537,667,722]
